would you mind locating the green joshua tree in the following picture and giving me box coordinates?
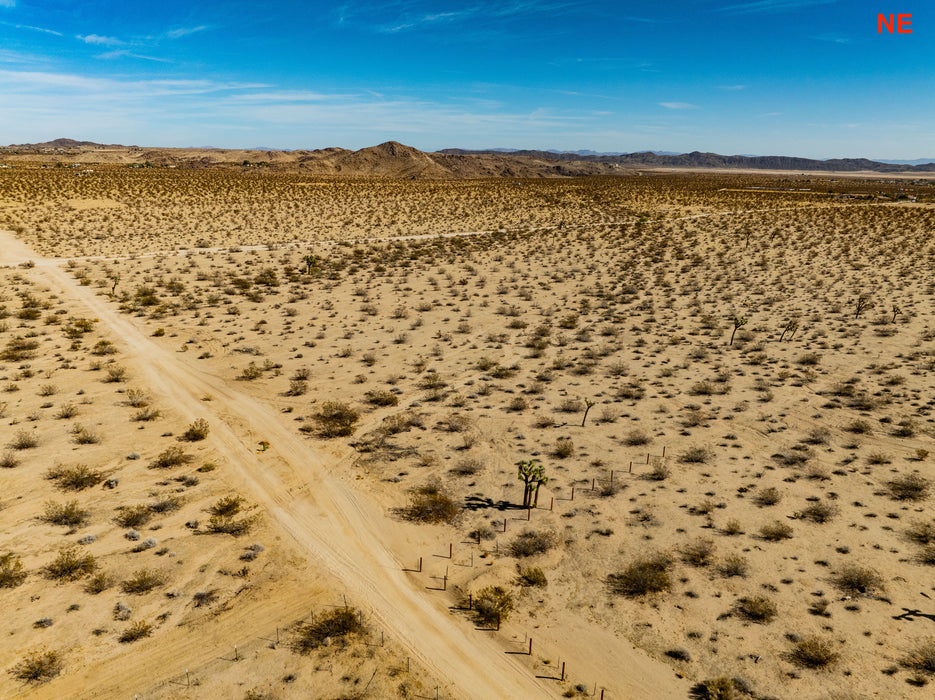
[517,459,549,508]
[302,254,320,275]
[729,316,748,346]
[581,398,595,427]
[110,274,120,296]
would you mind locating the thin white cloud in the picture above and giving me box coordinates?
[718,85,746,90]
[95,49,171,63]
[659,102,697,110]
[167,25,209,39]
[0,21,63,35]
[78,34,125,46]
[719,0,836,14]
[0,0,16,8]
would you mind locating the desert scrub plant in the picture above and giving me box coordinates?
[473,585,514,626]
[10,429,39,450]
[114,505,152,528]
[149,445,194,469]
[45,464,104,491]
[0,552,27,588]
[679,446,711,464]
[509,530,557,558]
[84,572,113,594]
[680,538,716,567]
[239,362,263,380]
[207,495,255,535]
[104,365,128,383]
[42,546,96,581]
[71,424,100,445]
[132,406,161,421]
[308,400,360,437]
[901,638,935,677]
[365,390,398,408]
[887,473,929,501]
[693,676,742,700]
[517,566,548,587]
[759,521,793,541]
[0,451,20,469]
[755,487,782,507]
[735,596,777,623]
[55,402,78,419]
[552,438,574,459]
[118,619,153,643]
[179,418,210,441]
[403,482,459,524]
[124,388,150,407]
[906,520,935,545]
[787,636,839,669]
[8,648,63,683]
[800,500,839,523]
[121,568,166,594]
[292,608,363,654]
[41,500,90,527]
[717,554,748,578]
[832,564,885,597]
[607,552,673,597]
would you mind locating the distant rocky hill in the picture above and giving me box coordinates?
[2,139,933,176]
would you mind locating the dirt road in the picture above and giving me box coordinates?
[1,229,691,699]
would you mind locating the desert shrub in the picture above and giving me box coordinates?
[118,619,153,643]
[906,521,935,545]
[552,438,574,458]
[680,538,716,567]
[104,366,128,383]
[115,505,152,528]
[310,401,360,437]
[10,429,39,450]
[694,676,740,699]
[132,407,161,422]
[680,446,711,464]
[54,402,78,419]
[71,424,100,445]
[365,389,398,406]
[887,473,929,501]
[403,482,459,524]
[845,419,873,434]
[832,565,884,596]
[735,596,777,623]
[801,500,838,523]
[509,530,556,558]
[474,585,514,625]
[787,636,839,669]
[149,495,183,513]
[286,379,308,396]
[179,418,210,441]
[718,554,748,578]
[623,429,651,446]
[124,388,150,407]
[84,572,113,594]
[239,362,263,380]
[0,451,20,469]
[450,457,482,476]
[210,495,243,517]
[901,638,935,676]
[759,521,793,541]
[755,487,782,506]
[0,552,27,588]
[46,464,103,491]
[517,566,548,587]
[292,608,363,654]
[41,500,90,527]
[121,568,166,594]
[149,445,194,469]
[42,546,96,581]
[608,553,672,597]
[8,648,63,683]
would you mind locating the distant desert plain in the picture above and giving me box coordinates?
[1,141,934,700]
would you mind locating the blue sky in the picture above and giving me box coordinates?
[0,1,931,158]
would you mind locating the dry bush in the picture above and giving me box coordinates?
[149,445,194,469]
[799,496,838,523]
[10,429,39,450]
[84,572,114,594]
[718,554,748,578]
[365,389,399,406]
[179,418,210,441]
[831,565,885,596]
[755,487,782,507]
[679,446,711,464]
[474,585,514,626]
[901,638,935,676]
[124,388,150,407]
[509,530,556,558]
[680,538,716,567]
[787,636,839,669]
[115,504,152,528]
[292,608,363,654]
[46,464,103,490]
[693,676,741,700]
[121,568,166,594]
[308,400,360,437]
[0,552,27,588]
[517,566,548,587]
[906,521,935,545]
[735,596,777,623]
[118,620,153,643]
[887,473,929,501]
[607,552,672,597]
[42,546,96,581]
[104,365,128,383]
[0,451,20,469]
[132,407,161,422]
[552,438,574,458]
[403,482,459,524]
[624,429,651,446]
[41,500,90,527]
[759,521,793,541]
[8,648,62,683]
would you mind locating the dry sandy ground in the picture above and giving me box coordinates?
[3,172,935,700]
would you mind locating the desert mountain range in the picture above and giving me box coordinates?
[2,138,933,177]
